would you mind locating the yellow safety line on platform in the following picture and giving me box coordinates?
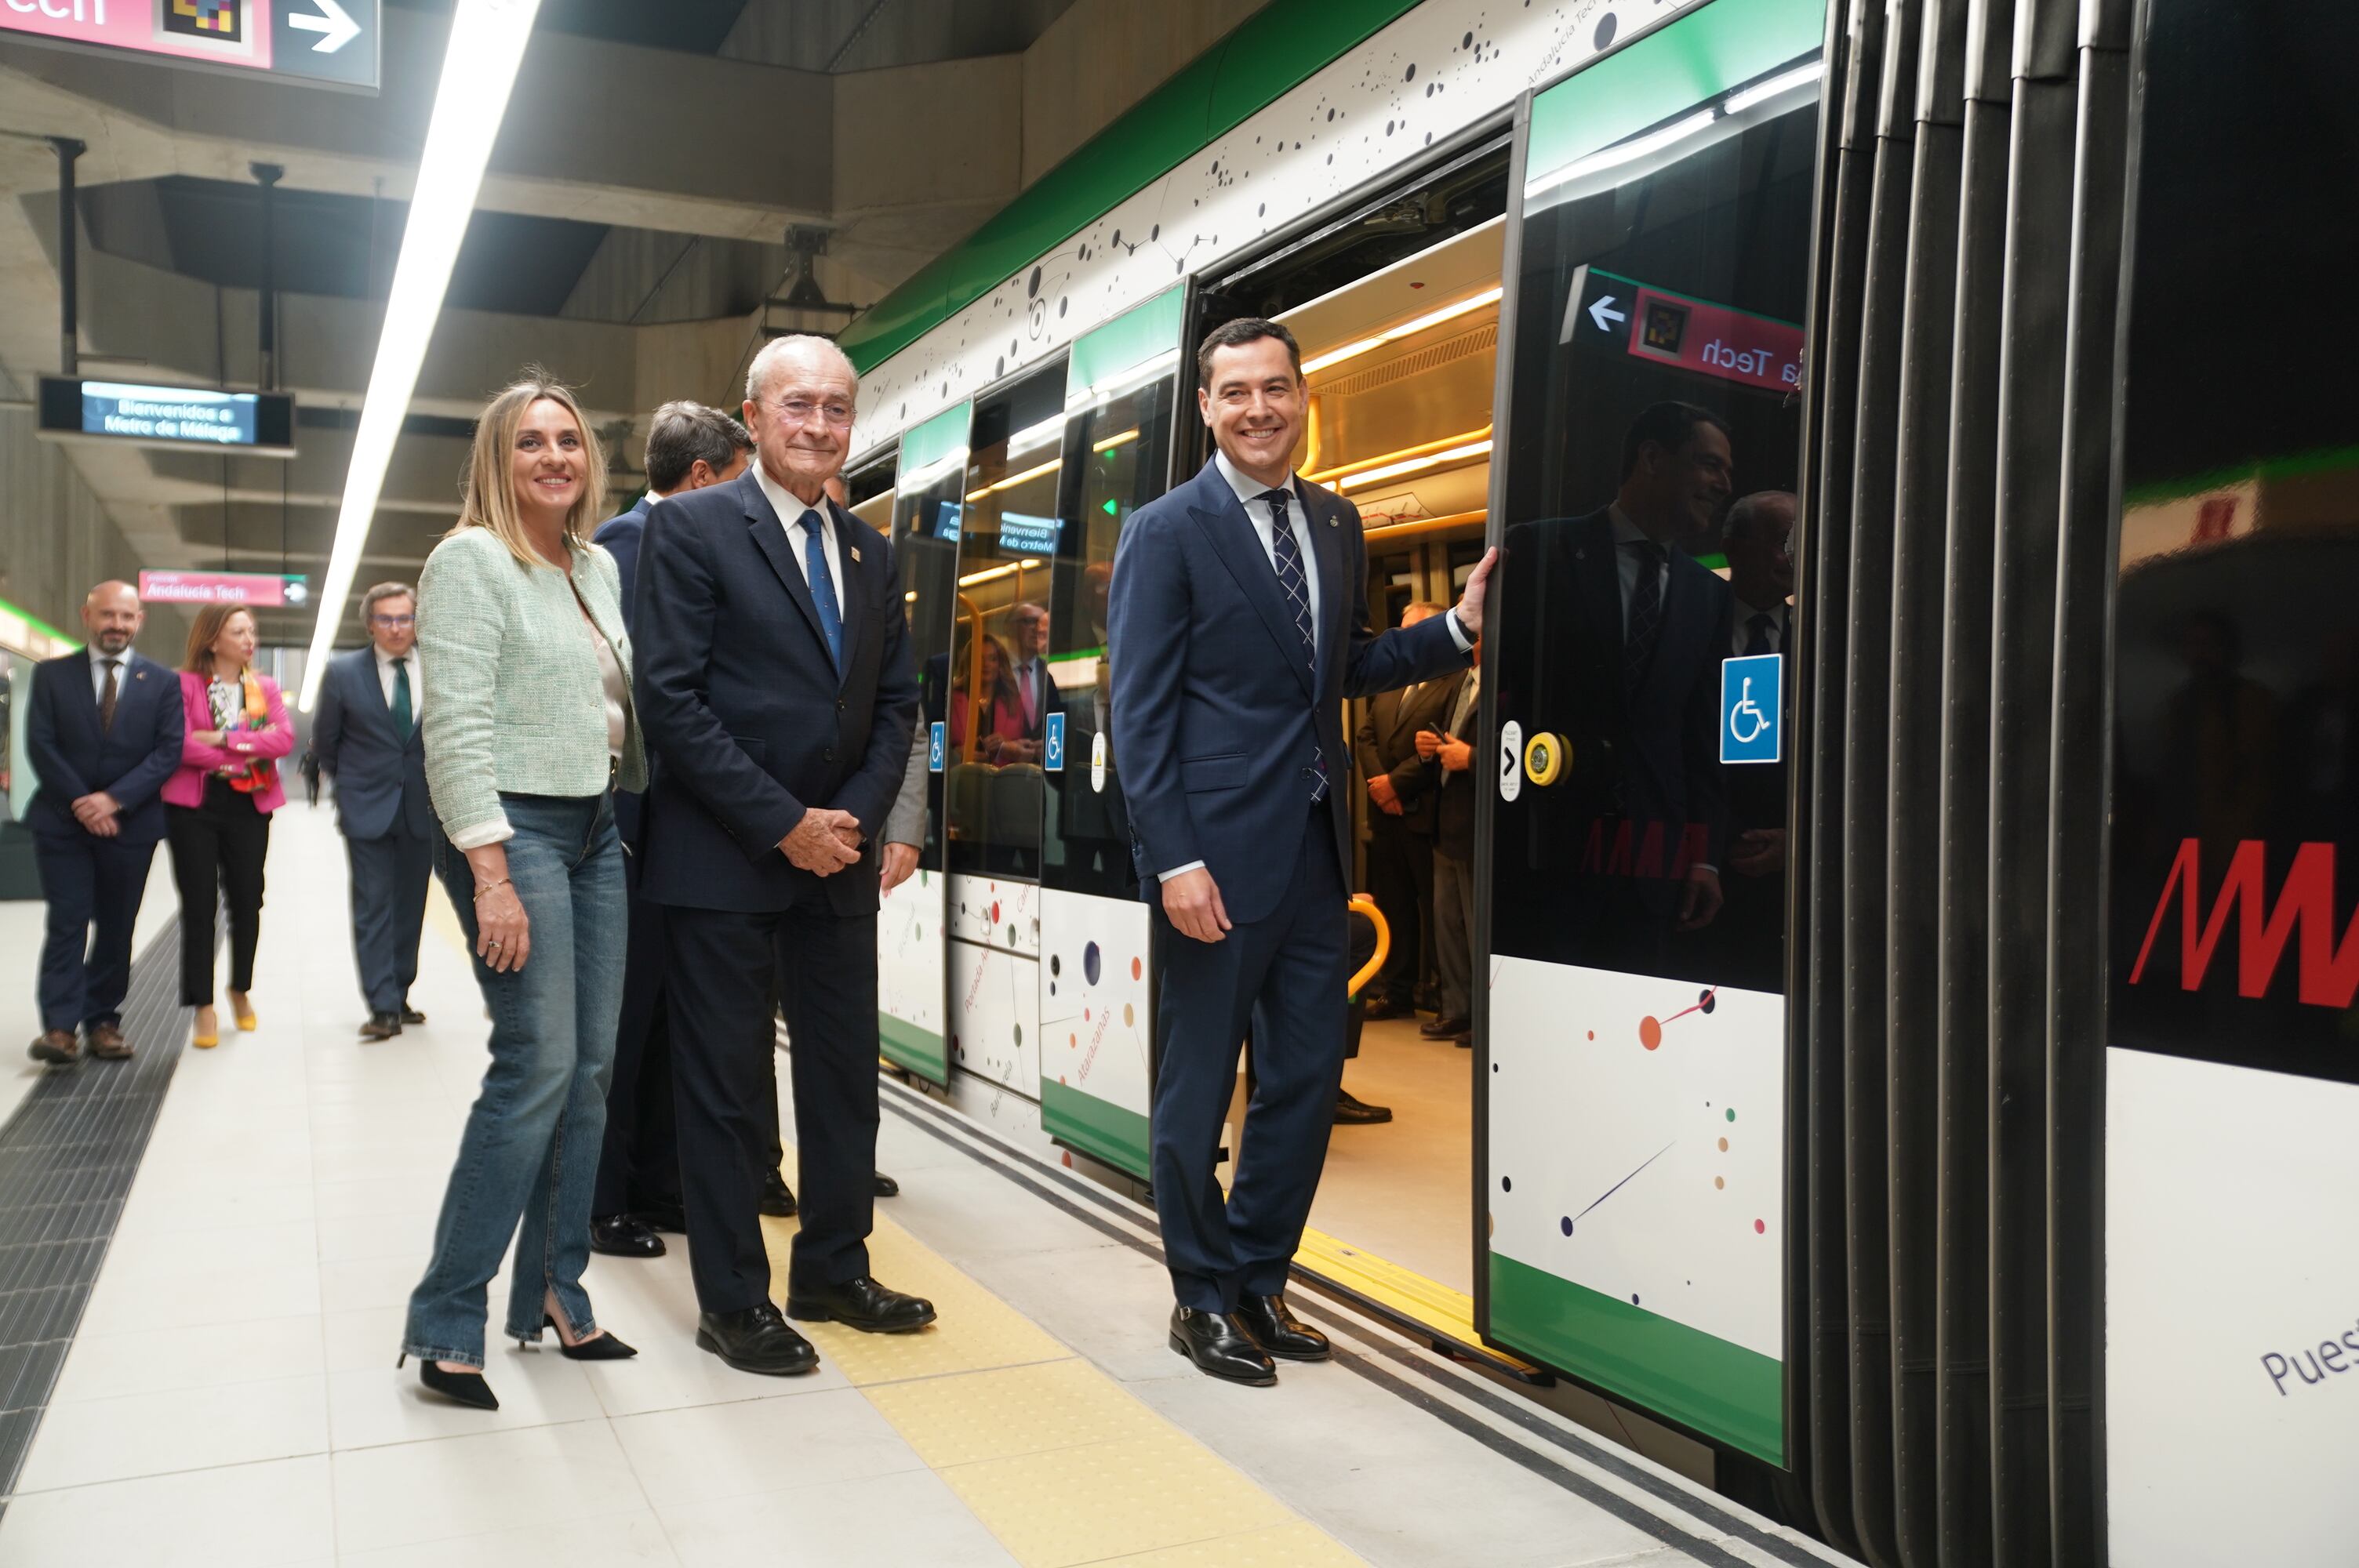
[1294,1225,1542,1376]
[768,1151,1364,1566]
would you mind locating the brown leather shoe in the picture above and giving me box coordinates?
[85,1022,132,1061]
[27,1029,79,1065]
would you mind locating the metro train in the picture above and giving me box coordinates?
[827,0,2358,1562]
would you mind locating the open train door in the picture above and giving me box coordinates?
[876,401,970,1084]
[1475,0,1826,1470]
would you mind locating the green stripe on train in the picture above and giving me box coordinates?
[1042,1080,1151,1182]
[838,0,1421,375]
[1488,1252,1783,1463]
[879,1011,949,1086]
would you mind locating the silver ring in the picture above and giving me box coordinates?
[486,938,503,947]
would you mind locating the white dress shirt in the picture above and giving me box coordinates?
[755,457,845,615]
[374,647,423,717]
[1608,505,1674,635]
[88,645,129,702]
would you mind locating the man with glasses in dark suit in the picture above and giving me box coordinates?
[315,583,434,1041]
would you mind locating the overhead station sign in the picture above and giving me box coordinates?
[1565,267,1803,395]
[38,376,295,456]
[0,0,379,93]
[138,569,310,607]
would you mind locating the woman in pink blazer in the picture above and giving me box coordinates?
[164,605,294,1047]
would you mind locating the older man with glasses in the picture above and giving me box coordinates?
[314,583,434,1040]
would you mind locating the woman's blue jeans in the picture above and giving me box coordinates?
[403,791,623,1367]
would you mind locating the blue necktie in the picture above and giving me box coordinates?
[1259,488,1328,805]
[800,510,844,673]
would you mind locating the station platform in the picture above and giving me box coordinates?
[0,808,1841,1568]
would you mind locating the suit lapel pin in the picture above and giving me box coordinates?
[851,545,863,563]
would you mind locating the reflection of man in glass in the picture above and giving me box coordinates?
[1708,490,1794,990]
[1001,601,1060,765]
[1520,400,1734,973]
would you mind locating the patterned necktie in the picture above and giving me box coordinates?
[1743,610,1776,659]
[1259,488,1328,804]
[99,659,120,735]
[391,659,415,742]
[800,510,845,672]
[1624,539,1665,691]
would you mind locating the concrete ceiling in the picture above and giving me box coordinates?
[0,0,1261,652]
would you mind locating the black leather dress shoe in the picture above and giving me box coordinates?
[358,1012,402,1040]
[786,1275,936,1333]
[872,1170,900,1198]
[1235,1294,1331,1362]
[401,1007,427,1025]
[1361,996,1412,1022]
[761,1171,798,1218]
[590,1214,665,1258]
[1169,1305,1277,1385]
[1420,1014,1472,1039]
[1333,1089,1393,1125]
[696,1304,819,1376]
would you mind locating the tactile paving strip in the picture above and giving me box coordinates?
[767,1140,1366,1565]
[0,920,186,1508]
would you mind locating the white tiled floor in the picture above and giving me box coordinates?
[0,809,1834,1568]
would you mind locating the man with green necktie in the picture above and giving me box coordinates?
[315,582,435,1040]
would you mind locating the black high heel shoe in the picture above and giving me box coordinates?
[533,1314,637,1361]
[398,1352,499,1410]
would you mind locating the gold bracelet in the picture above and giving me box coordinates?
[472,877,511,902]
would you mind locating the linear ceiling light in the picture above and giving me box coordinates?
[1007,415,1065,459]
[1336,439,1494,492]
[1091,427,1141,453]
[965,457,1062,502]
[1725,60,1826,117]
[297,0,543,710]
[1301,285,1504,376]
[1528,108,1719,202]
[958,559,1046,589]
[1306,424,1492,486]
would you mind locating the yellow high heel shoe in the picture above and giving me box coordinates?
[193,1010,219,1049]
[231,996,257,1032]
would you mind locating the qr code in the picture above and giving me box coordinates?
[162,0,244,43]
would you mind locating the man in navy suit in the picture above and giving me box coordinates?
[587,401,751,1261]
[24,582,184,1065]
[634,337,929,1376]
[314,582,434,1041]
[1109,320,1494,1385]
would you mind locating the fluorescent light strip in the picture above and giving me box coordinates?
[965,456,1062,502]
[1067,350,1181,412]
[1091,427,1141,453]
[1306,424,1492,485]
[1336,439,1493,492]
[898,448,971,492]
[298,0,543,710]
[1007,415,1065,459]
[958,559,1045,589]
[1725,60,1826,116]
[1300,285,1504,376]
[1527,107,1720,201]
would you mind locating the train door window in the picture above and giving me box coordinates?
[940,361,1065,1096]
[1038,289,1186,1181]
[2103,5,2359,1560]
[878,406,970,1086]
[1482,0,1823,1466]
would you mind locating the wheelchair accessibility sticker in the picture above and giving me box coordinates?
[928,720,947,774]
[1043,712,1066,771]
[1721,654,1781,764]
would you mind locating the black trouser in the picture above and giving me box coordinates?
[594,866,682,1220]
[33,830,156,1034]
[1153,809,1349,1312]
[1361,812,1432,1007]
[663,899,879,1313]
[346,818,432,1016]
[166,778,271,1007]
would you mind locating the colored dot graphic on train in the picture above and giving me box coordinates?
[1083,942,1101,985]
[1636,989,1718,1051]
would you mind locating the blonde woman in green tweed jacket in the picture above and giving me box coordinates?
[398,375,649,1411]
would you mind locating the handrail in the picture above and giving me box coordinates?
[1347,894,1390,998]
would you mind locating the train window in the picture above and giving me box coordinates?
[1481,16,1823,1465]
[943,365,1066,882]
[2104,5,2359,1560]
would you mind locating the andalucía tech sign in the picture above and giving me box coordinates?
[0,0,379,93]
